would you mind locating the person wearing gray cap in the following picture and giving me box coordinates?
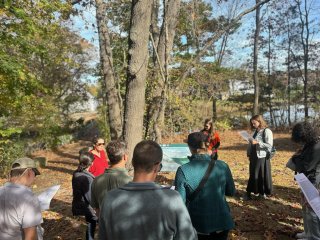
[0,157,43,240]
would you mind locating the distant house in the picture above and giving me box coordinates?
[228,79,254,96]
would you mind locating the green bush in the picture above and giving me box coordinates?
[0,141,25,178]
[215,118,232,131]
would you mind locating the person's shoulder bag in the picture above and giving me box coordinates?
[187,157,216,205]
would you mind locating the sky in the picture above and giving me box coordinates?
[68,0,320,75]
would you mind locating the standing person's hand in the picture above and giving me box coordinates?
[249,139,258,145]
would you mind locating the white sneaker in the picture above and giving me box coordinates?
[295,232,306,239]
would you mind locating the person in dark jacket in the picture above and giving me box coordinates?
[72,152,97,240]
[291,121,320,240]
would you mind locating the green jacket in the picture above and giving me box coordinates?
[90,168,132,209]
[175,154,235,233]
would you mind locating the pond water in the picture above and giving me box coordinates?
[160,144,190,172]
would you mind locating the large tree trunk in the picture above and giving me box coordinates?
[95,0,122,139]
[123,0,152,163]
[148,0,181,143]
[144,0,160,139]
[252,0,261,115]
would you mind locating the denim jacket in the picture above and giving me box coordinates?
[247,128,273,158]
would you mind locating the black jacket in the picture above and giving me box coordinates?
[72,170,96,217]
[292,140,320,185]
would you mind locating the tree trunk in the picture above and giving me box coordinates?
[267,20,274,126]
[95,0,122,139]
[145,0,160,139]
[123,0,152,163]
[252,0,261,115]
[296,0,309,118]
[287,20,292,126]
[149,0,181,143]
[212,97,217,121]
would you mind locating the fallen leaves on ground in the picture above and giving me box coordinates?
[0,131,303,239]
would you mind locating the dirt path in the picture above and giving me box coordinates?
[1,131,303,239]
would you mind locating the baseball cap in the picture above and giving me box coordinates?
[187,132,207,149]
[11,157,41,175]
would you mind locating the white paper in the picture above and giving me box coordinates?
[161,185,175,190]
[37,185,60,211]
[295,173,320,218]
[238,131,253,142]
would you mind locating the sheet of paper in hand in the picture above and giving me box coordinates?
[37,185,60,211]
[295,173,320,219]
[238,131,253,142]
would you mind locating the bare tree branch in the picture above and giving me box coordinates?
[177,0,272,83]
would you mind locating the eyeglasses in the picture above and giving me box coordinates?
[96,142,105,146]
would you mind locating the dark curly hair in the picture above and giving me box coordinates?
[291,121,320,144]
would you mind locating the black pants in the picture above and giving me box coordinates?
[85,214,98,240]
[197,230,229,240]
[246,155,272,195]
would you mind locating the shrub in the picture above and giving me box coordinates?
[0,141,25,178]
[215,118,232,131]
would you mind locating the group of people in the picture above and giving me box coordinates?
[1,115,320,240]
[70,116,272,240]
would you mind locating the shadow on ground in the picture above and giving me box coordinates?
[43,198,87,240]
[230,179,302,240]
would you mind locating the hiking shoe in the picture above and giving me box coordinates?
[295,232,306,239]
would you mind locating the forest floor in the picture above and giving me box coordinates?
[0,130,304,240]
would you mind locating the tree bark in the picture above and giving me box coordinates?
[145,0,160,139]
[95,0,123,139]
[123,0,152,163]
[148,0,181,143]
[252,0,261,115]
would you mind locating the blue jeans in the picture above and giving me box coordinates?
[302,204,320,240]
[85,214,97,240]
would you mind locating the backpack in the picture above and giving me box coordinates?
[262,128,276,160]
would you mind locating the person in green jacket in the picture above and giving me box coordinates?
[175,132,235,240]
